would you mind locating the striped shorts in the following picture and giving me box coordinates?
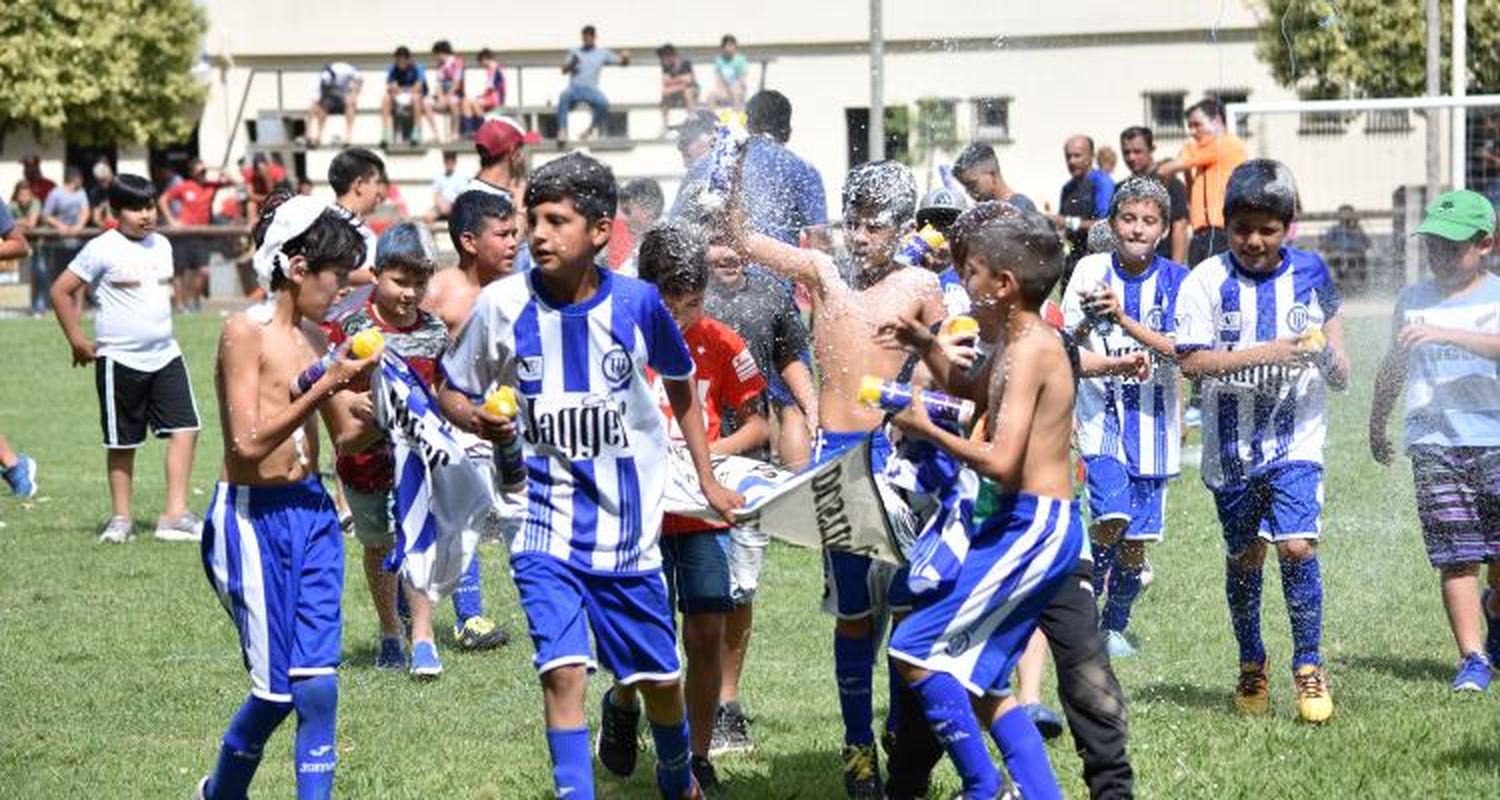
[1411,445,1500,568]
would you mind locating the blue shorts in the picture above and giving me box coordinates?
[1084,456,1168,541]
[661,530,734,615]
[1212,462,1324,558]
[201,478,344,703]
[511,553,681,684]
[889,492,1083,696]
[766,350,813,407]
[813,429,913,617]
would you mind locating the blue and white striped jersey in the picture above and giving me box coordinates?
[1175,248,1342,489]
[441,267,695,574]
[1397,273,1500,449]
[1063,252,1189,478]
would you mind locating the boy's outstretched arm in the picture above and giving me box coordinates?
[737,231,834,298]
[1368,341,1406,466]
[889,337,1044,490]
[1319,314,1352,391]
[663,377,744,523]
[219,316,381,462]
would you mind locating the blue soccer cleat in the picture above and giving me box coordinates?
[3,454,37,500]
[1452,652,1492,693]
[409,640,443,680]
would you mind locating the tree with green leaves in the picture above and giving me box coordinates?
[0,0,207,147]
[1254,0,1500,98]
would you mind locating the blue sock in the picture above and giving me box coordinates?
[546,727,594,799]
[1090,540,1116,600]
[206,694,292,800]
[911,673,999,797]
[1225,560,1266,666]
[834,633,876,746]
[1280,555,1324,669]
[290,674,338,800]
[650,718,692,799]
[989,705,1061,800]
[1102,564,1143,634]
[451,551,483,625]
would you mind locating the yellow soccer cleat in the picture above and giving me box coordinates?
[1294,664,1334,724]
[1233,661,1271,716]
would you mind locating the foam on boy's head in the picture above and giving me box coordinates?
[1109,176,1172,224]
[1223,158,1299,225]
[376,221,436,276]
[525,152,617,223]
[842,160,917,228]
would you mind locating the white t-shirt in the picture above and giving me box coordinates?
[68,230,181,372]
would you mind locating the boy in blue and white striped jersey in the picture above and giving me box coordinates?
[1176,159,1350,724]
[1063,177,1190,658]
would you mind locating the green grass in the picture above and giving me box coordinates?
[1,310,1498,799]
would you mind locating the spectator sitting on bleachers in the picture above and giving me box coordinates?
[430,40,467,142]
[609,178,664,276]
[470,48,506,118]
[707,34,749,111]
[1320,204,1372,291]
[307,61,363,147]
[557,24,631,145]
[657,44,698,137]
[428,150,468,222]
[383,45,436,147]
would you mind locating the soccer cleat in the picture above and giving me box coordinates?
[192,776,208,800]
[709,702,754,756]
[840,742,883,799]
[375,636,406,671]
[1483,588,1500,669]
[595,688,641,777]
[1233,661,1271,716]
[3,454,37,499]
[1451,652,1491,693]
[1104,630,1137,659]
[690,754,720,792]
[1293,664,1333,724]
[1022,703,1065,741]
[99,515,134,544]
[453,615,510,650]
[154,512,203,543]
[409,640,443,679]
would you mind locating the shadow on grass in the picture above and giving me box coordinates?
[1332,653,1450,683]
[1129,681,1225,710]
[1436,742,1500,773]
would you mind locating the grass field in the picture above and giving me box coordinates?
[1,309,1498,799]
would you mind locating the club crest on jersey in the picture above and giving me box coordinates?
[1146,307,1166,331]
[517,356,543,382]
[1286,303,1311,333]
[601,346,632,388]
[1217,311,1241,330]
[946,631,972,657]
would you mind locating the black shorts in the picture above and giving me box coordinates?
[172,236,211,274]
[95,356,201,448]
[319,92,348,115]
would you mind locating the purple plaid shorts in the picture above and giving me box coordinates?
[1411,445,1500,567]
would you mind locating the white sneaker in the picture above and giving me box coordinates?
[1139,559,1155,592]
[99,515,134,544]
[155,512,203,542]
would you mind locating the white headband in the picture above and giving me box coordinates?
[251,195,335,290]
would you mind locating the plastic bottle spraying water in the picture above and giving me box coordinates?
[700,116,750,210]
[858,376,975,430]
[291,328,384,398]
[484,386,527,492]
[894,224,948,268]
[941,315,980,344]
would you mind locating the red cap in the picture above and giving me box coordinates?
[475,116,541,159]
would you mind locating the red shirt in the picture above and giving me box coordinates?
[161,179,223,225]
[652,316,767,534]
[606,215,634,268]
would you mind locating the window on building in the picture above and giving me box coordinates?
[973,97,1010,142]
[1364,109,1413,135]
[1298,110,1348,136]
[1206,89,1251,137]
[845,106,910,169]
[1143,92,1186,137]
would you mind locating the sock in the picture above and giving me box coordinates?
[911,673,999,797]
[885,659,903,739]
[1101,564,1144,633]
[650,718,692,799]
[546,727,594,800]
[1225,560,1266,666]
[451,550,483,626]
[290,674,338,800]
[207,694,292,800]
[1280,555,1324,669]
[834,633,876,746]
[1090,540,1116,600]
[989,705,1062,800]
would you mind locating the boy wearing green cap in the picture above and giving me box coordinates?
[1370,189,1500,692]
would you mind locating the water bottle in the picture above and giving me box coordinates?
[858,376,975,429]
[700,117,750,209]
[484,386,527,492]
[941,315,980,344]
[291,328,383,398]
[1083,280,1114,324]
[894,224,948,268]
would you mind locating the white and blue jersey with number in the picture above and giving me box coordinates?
[937,266,972,317]
[1175,247,1342,489]
[441,267,695,574]
[1062,252,1189,478]
[1397,273,1500,449]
